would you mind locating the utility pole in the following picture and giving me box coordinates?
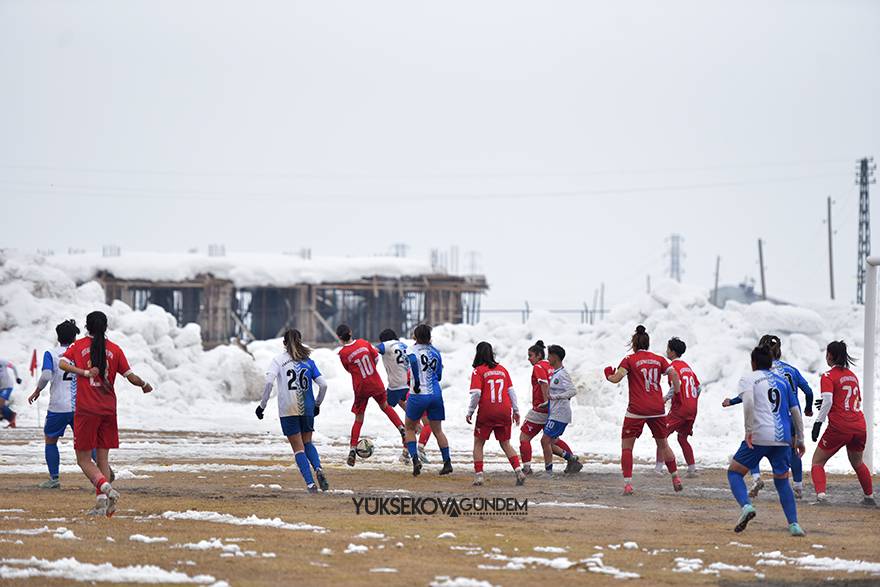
[646,275,651,294]
[600,282,605,320]
[827,196,835,300]
[592,289,599,324]
[668,234,683,282]
[758,239,767,299]
[713,256,720,306]
[856,157,876,304]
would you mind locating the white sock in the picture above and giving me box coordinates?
[624,477,632,484]
[751,473,761,481]
[688,464,697,472]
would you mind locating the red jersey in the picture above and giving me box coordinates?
[669,359,701,419]
[62,336,131,416]
[338,339,384,394]
[470,363,514,426]
[618,350,671,417]
[530,360,553,412]
[820,366,866,433]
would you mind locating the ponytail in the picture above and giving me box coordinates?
[86,311,108,378]
[631,325,649,352]
[284,329,311,361]
[758,334,782,360]
[528,340,546,359]
[826,340,856,369]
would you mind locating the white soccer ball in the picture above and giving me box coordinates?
[356,438,374,459]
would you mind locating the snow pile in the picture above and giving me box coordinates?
[0,556,223,584]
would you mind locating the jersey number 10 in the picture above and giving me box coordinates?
[354,357,375,379]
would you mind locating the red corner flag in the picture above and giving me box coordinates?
[29,349,37,377]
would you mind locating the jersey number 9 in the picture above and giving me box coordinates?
[767,388,781,413]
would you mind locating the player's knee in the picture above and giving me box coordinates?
[772,472,789,480]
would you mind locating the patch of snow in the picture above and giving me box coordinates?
[161,510,325,533]
[0,556,221,584]
[130,535,169,544]
[673,558,703,573]
[113,469,152,480]
[756,551,880,575]
[357,532,385,539]
[622,542,638,550]
[533,546,567,553]
[437,532,456,539]
[370,568,398,573]
[320,548,332,555]
[344,544,369,554]
[430,577,496,587]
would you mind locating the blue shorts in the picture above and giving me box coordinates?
[405,393,445,421]
[280,415,314,437]
[386,388,408,408]
[543,419,568,439]
[0,388,11,401]
[44,411,75,438]
[732,442,791,475]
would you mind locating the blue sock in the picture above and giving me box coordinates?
[790,449,803,483]
[294,451,315,487]
[728,471,751,507]
[1,406,12,420]
[45,444,60,480]
[750,464,760,477]
[562,450,572,460]
[304,442,322,471]
[545,463,553,471]
[774,477,798,524]
[406,441,418,460]
[440,446,450,463]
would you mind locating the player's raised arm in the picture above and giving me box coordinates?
[605,365,626,384]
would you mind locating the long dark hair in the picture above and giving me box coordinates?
[86,311,108,378]
[528,340,546,359]
[827,340,856,369]
[759,334,782,360]
[631,325,649,352]
[472,341,497,369]
[56,319,80,346]
[284,329,311,361]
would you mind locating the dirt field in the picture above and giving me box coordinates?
[1,432,878,586]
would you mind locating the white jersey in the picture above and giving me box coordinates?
[264,351,322,417]
[377,340,409,391]
[42,346,76,413]
[0,358,17,390]
[738,369,796,447]
[547,367,577,424]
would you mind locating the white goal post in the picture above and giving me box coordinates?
[862,256,880,474]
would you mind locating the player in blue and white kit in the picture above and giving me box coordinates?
[254,329,329,493]
[403,324,452,477]
[727,345,805,536]
[0,354,22,428]
[27,320,81,488]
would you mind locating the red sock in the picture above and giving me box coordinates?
[855,463,874,496]
[350,420,363,448]
[508,455,521,470]
[622,449,633,478]
[678,434,695,466]
[383,405,403,429]
[554,438,572,454]
[418,424,432,445]
[474,460,484,473]
[665,459,678,475]
[520,440,532,464]
[811,464,827,494]
[95,475,107,495]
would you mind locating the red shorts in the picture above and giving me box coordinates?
[351,387,387,415]
[622,416,668,440]
[474,421,512,441]
[74,412,119,450]
[520,420,543,439]
[666,414,695,436]
[819,427,866,454]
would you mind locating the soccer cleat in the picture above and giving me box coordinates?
[316,470,329,492]
[307,484,319,494]
[653,463,665,475]
[862,496,877,507]
[412,458,422,477]
[347,449,357,467]
[793,485,803,500]
[417,445,430,464]
[734,504,756,533]
[564,456,583,474]
[39,479,60,489]
[105,488,120,518]
[748,478,764,498]
[672,475,683,492]
[623,483,634,496]
[788,522,806,537]
[439,461,453,475]
[522,463,533,475]
[473,472,484,486]
[815,492,828,505]
[686,467,699,478]
[87,494,109,516]
[515,470,526,486]
[399,448,411,464]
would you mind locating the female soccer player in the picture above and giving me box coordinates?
[28,319,81,488]
[403,324,452,476]
[540,345,577,474]
[605,325,683,495]
[518,340,581,475]
[663,337,701,477]
[810,341,873,505]
[467,341,525,486]
[59,311,153,517]
[255,329,329,493]
[0,356,22,427]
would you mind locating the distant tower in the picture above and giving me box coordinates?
[667,234,683,282]
[856,157,876,304]
[391,243,409,258]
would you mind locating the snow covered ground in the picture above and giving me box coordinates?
[0,250,875,472]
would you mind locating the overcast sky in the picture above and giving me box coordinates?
[2,0,878,310]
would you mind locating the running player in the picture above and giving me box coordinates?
[0,356,22,427]
[810,341,874,506]
[337,324,406,467]
[467,342,525,486]
[376,328,432,463]
[519,340,582,474]
[255,329,329,493]
[604,325,683,495]
[403,324,452,476]
[27,319,80,488]
[726,345,805,536]
[663,337,701,477]
[540,344,577,474]
[59,311,153,517]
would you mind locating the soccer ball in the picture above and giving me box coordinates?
[356,438,374,459]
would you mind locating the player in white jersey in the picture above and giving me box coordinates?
[376,328,432,463]
[0,353,22,428]
[28,320,81,488]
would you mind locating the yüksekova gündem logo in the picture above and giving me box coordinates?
[352,495,528,517]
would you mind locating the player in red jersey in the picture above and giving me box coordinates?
[58,311,153,517]
[810,341,874,506]
[605,325,683,495]
[662,337,701,477]
[467,342,526,486]
[518,340,581,474]
[336,324,406,467]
